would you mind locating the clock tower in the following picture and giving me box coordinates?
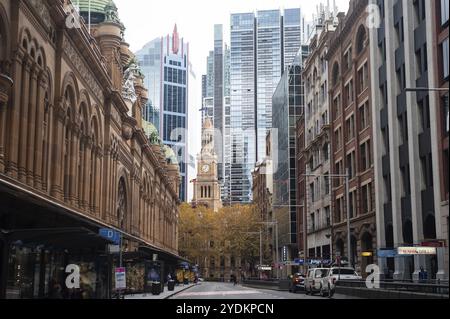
[192,117,222,211]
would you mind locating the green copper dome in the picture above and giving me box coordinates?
[142,120,160,142]
[163,145,178,165]
[76,0,118,24]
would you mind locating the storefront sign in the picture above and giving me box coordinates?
[377,249,397,258]
[115,267,126,290]
[258,266,272,271]
[397,247,437,255]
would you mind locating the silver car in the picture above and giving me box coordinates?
[304,268,329,295]
[320,267,362,297]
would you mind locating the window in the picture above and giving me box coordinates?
[344,47,352,71]
[325,206,331,226]
[333,94,341,119]
[347,151,356,179]
[349,191,357,219]
[345,80,354,106]
[334,128,342,150]
[441,0,449,26]
[359,102,370,131]
[362,183,373,214]
[324,174,330,195]
[346,115,355,141]
[442,37,449,80]
[357,63,368,94]
[360,140,372,172]
[443,94,449,135]
[311,213,315,231]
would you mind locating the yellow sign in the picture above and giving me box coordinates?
[361,251,373,257]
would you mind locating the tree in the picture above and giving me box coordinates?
[178,204,262,278]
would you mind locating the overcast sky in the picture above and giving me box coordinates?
[113,0,350,200]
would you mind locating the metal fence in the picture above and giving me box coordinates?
[337,279,449,296]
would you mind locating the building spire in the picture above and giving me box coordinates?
[172,23,180,54]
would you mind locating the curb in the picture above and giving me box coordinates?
[163,284,197,299]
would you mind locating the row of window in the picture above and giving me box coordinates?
[334,183,373,223]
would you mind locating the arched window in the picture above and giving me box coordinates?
[117,177,127,229]
[356,25,367,54]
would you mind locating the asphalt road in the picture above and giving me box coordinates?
[169,282,358,299]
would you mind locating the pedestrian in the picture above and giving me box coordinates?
[419,266,428,283]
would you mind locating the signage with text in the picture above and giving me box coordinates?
[397,247,437,255]
[115,267,126,290]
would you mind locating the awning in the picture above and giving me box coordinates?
[1,227,110,249]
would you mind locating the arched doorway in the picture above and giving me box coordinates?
[360,232,374,277]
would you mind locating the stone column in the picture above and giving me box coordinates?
[83,137,92,211]
[69,121,79,205]
[95,148,102,216]
[50,100,66,200]
[26,64,38,186]
[0,73,13,173]
[33,72,47,190]
[18,57,32,182]
[7,49,25,177]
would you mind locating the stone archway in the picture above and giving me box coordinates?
[360,232,374,277]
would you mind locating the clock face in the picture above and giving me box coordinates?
[202,164,210,173]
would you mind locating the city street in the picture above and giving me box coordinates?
[170,282,358,299]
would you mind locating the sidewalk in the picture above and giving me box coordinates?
[124,283,196,299]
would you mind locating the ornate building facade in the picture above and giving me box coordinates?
[327,0,377,274]
[0,0,183,299]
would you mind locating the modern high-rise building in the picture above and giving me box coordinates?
[201,26,232,204]
[272,46,308,277]
[369,0,448,280]
[230,12,257,203]
[136,25,189,201]
[229,9,303,203]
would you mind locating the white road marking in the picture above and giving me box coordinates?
[177,290,261,297]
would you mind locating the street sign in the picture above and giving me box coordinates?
[108,244,120,254]
[115,267,126,290]
[99,228,121,244]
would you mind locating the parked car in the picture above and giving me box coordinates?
[289,273,305,293]
[305,268,329,295]
[320,267,362,297]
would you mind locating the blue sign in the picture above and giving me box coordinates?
[294,258,305,265]
[377,249,397,258]
[99,228,121,245]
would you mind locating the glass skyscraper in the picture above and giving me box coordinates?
[230,13,257,203]
[229,9,303,203]
[272,47,308,268]
[136,25,189,201]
